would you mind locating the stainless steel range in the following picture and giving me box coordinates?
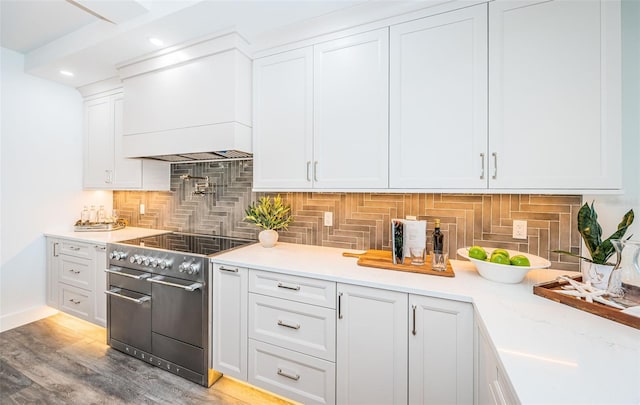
[106,233,254,386]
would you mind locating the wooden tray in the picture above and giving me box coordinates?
[343,250,454,277]
[533,276,640,330]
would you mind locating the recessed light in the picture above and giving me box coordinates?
[148,37,164,47]
[59,70,74,77]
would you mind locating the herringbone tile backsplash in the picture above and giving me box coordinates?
[114,161,582,270]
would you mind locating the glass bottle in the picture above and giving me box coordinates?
[81,206,89,225]
[433,219,444,254]
[89,205,97,223]
[97,205,106,223]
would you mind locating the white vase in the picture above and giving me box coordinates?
[582,261,614,290]
[258,229,279,248]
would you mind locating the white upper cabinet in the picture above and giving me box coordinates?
[84,92,170,190]
[253,48,313,189]
[252,28,389,190]
[488,0,621,190]
[390,4,488,189]
[313,29,389,189]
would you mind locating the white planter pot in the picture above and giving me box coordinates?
[258,229,279,248]
[582,261,614,290]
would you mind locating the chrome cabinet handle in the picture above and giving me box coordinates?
[95,245,106,251]
[306,161,311,182]
[277,320,301,330]
[412,305,417,336]
[148,275,203,292]
[105,267,150,280]
[68,246,81,251]
[313,161,318,182]
[105,288,150,304]
[69,298,81,305]
[53,242,59,257]
[219,266,238,273]
[277,368,300,381]
[338,292,343,319]
[277,282,300,291]
[480,153,485,180]
[68,269,81,274]
[492,152,498,180]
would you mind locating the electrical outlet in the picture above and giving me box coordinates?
[324,211,333,227]
[513,220,527,239]
[406,215,417,221]
[140,204,145,215]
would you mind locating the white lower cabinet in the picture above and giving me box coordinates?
[212,264,248,380]
[476,323,519,405]
[409,295,474,405]
[248,339,336,404]
[336,284,408,405]
[46,237,108,326]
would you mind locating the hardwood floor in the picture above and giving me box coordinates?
[0,313,293,405]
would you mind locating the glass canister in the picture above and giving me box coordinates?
[608,239,640,300]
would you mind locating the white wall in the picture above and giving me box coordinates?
[0,47,112,331]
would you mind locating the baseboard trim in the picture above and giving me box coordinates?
[0,306,59,333]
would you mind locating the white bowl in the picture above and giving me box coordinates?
[457,247,551,284]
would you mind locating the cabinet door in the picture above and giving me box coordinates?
[390,4,488,189]
[476,324,520,405]
[93,244,107,327]
[336,284,407,405]
[314,29,389,189]
[409,295,473,405]
[46,238,61,309]
[253,48,313,190]
[112,95,143,189]
[212,264,248,380]
[488,0,621,190]
[84,97,114,188]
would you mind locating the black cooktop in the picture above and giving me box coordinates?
[119,232,255,256]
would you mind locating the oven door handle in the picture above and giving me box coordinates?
[147,275,203,292]
[105,267,151,280]
[105,288,150,304]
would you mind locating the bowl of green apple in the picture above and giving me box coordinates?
[457,246,551,284]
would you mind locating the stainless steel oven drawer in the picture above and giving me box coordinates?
[152,332,204,375]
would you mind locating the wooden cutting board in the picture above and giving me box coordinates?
[342,250,454,277]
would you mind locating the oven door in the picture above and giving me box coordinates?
[148,275,204,347]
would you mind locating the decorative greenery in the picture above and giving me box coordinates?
[245,195,293,231]
[554,202,634,265]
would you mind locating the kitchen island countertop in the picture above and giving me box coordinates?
[44,227,170,244]
[212,242,640,404]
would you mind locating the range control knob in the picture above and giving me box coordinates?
[187,263,201,275]
[151,258,159,268]
[178,261,191,273]
[117,252,128,261]
[129,255,138,264]
[136,255,145,264]
[143,257,151,266]
[109,251,118,260]
[159,259,172,270]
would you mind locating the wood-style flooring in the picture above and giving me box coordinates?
[0,313,292,405]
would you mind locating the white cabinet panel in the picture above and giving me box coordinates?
[212,264,248,380]
[336,284,407,405]
[249,269,336,308]
[488,0,621,190]
[253,48,313,189]
[314,29,389,189]
[390,4,488,189]
[409,295,473,405]
[477,322,520,405]
[93,244,107,327]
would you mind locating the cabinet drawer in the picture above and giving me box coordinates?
[59,256,93,289]
[60,241,91,259]
[249,270,336,308]
[249,293,335,362]
[248,339,336,405]
[59,284,93,322]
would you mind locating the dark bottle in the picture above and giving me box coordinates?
[433,219,444,254]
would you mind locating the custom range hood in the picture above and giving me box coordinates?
[117,31,252,163]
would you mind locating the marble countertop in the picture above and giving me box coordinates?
[212,242,640,404]
[44,227,170,244]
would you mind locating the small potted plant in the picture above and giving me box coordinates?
[245,195,293,248]
[554,201,634,288]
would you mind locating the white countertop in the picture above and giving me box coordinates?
[212,242,640,405]
[44,227,170,244]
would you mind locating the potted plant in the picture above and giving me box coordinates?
[245,195,293,248]
[554,201,634,288]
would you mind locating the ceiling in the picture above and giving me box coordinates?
[0,0,386,88]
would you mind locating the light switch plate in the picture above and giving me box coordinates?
[513,220,527,239]
[324,211,333,226]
